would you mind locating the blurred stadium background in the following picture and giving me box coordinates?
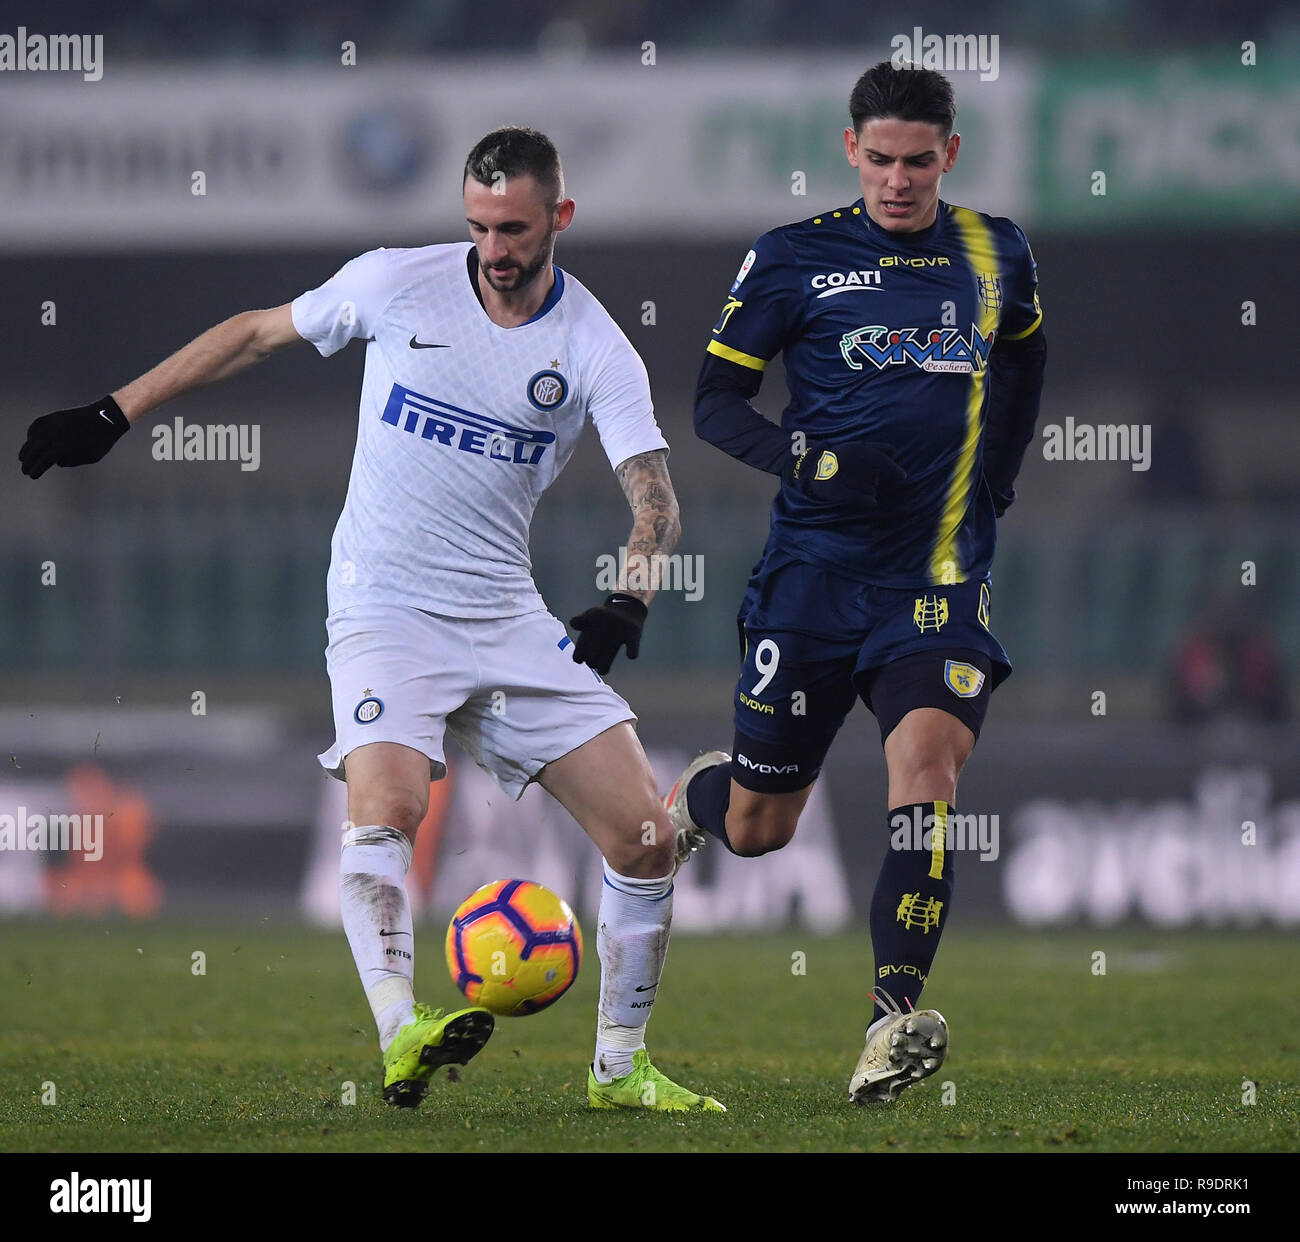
[2,1,1298,934]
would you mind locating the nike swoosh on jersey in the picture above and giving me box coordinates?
[409,336,451,349]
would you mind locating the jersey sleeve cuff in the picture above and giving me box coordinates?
[600,426,670,470]
[289,294,338,357]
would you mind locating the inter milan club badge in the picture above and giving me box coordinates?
[527,367,567,411]
[354,690,383,724]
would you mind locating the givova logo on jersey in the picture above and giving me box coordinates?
[839,324,994,374]
[380,383,557,464]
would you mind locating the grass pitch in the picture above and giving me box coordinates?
[1,922,1296,1153]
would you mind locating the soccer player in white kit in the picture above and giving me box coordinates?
[20,126,724,1113]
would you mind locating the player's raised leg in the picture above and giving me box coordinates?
[538,722,724,1111]
[667,750,815,864]
[341,740,493,1107]
[667,640,853,862]
[667,555,860,864]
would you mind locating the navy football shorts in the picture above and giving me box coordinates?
[730,544,1011,793]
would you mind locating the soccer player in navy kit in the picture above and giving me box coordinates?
[665,62,1047,1103]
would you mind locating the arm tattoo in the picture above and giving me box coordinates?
[613,449,681,602]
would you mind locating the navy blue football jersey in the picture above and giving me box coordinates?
[706,198,1042,587]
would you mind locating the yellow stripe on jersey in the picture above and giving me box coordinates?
[705,339,768,371]
[930,207,1000,585]
[929,799,948,879]
[1001,311,1043,342]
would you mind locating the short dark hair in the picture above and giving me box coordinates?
[463,126,564,205]
[849,61,956,138]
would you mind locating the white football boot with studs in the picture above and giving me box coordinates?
[849,984,949,1104]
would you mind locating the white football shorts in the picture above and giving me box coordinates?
[317,602,636,799]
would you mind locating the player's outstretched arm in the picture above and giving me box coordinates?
[568,448,680,674]
[20,304,303,478]
[113,303,303,422]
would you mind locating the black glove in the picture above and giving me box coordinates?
[782,440,906,509]
[20,394,130,479]
[988,482,1015,518]
[569,593,647,674]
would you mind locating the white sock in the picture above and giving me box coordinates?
[339,824,415,1052]
[593,860,673,1083]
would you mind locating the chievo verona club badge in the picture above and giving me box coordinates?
[944,660,985,698]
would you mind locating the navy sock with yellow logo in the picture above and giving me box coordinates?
[868,801,956,1026]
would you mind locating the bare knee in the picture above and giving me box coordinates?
[603,790,675,879]
[724,798,801,857]
[348,782,428,840]
[607,839,674,879]
[884,710,975,806]
[903,757,963,798]
[343,742,432,840]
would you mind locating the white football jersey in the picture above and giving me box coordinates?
[291,243,667,618]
